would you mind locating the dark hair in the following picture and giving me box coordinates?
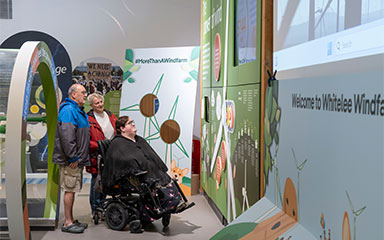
[116,116,129,135]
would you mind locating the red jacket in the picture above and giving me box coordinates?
[86,110,117,174]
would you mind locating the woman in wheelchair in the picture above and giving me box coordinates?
[101,116,194,231]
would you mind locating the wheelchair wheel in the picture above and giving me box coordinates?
[93,212,99,225]
[105,202,128,231]
[162,214,171,227]
[129,219,143,233]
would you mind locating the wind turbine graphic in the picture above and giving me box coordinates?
[158,96,189,169]
[242,159,249,212]
[209,0,237,221]
[120,74,163,141]
[291,148,307,219]
[346,191,366,240]
[271,145,282,207]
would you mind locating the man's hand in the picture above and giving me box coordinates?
[69,161,78,168]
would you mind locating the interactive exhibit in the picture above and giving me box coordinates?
[201,0,262,225]
[210,0,384,239]
[0,42,60,240]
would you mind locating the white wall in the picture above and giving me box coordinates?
[0,0,201,138]
[0,0,201,67]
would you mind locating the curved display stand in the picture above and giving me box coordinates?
[0,41,59,240]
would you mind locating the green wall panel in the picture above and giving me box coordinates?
[201,0,262,222]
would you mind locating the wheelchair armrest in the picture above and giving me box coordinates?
[134,170,148,177]
[139,178,160,191]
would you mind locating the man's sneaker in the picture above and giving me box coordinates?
[73,219,88,229]
[61,223,84,233]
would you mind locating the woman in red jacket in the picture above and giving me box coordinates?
[86,93,117,217]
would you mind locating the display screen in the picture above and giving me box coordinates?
[235,0,258,66]
[274,0,384,73]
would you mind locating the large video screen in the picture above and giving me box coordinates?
[274,0,384,73]
[235,0,258,66]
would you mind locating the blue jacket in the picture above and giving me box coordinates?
[53,98,90,167]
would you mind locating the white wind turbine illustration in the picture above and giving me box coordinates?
[346,191,366,240]
[291,148,307,219]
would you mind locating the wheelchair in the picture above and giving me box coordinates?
[93,139,194,233]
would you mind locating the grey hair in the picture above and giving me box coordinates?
[68,84,80,97]
[88,93,104,105]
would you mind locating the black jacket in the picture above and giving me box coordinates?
[102,134,170,190]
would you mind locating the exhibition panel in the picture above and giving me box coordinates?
[120,47,200,196]
[201,0,262,223]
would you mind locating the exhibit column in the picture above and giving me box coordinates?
[4,41,59,240]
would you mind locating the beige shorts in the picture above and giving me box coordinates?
[60,165,83,192]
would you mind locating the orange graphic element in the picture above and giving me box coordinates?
[214,33,221,81]
[23,201,30,240]
[342,212,351,240]
[241,177,298,240]
[170,159,190,195]
[216,156,221,189]
[220,141,226,171]
[321,212,325,229]
[226,104,234,129]
[283,178,298,221]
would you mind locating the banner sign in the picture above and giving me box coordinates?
[120,47,200,195]
[86,62,112,86]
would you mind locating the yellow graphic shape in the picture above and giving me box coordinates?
[30,105,39,114]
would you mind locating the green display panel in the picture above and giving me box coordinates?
[201,0,262,222]
[201,84,260,221]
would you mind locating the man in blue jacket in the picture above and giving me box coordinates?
[53,84,90,233]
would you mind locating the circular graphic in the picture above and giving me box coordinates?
[35,85,63,109]
[30,105,39,114]
[342,212,351,240]
[140,93,159,117]
[214,33,222,81]
[29,122,47,140]
[160,119,180,144]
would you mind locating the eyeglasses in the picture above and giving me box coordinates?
[126,120,135,126]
